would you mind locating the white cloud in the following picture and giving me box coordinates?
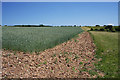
[108,24,114,25]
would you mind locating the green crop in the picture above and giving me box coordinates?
[2,27,83,52]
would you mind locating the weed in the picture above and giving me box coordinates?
[78,68,81,72]
[64,52,68,55]
[79,62,83,65]
[59,52,63,57]
[72,66,75,71]
[74,39,77,42]
[54,58,57,64]
[37,62,42,67]
[52,54,56,57]
[65,58,70,63]
[6,53,11,57]
[97,75,103,78]
[35,52,40,55]
[70,39,72,42]
[13,51,16,55]
[85,59,88,61]
[24,64,28,68]
[69,52,73,55]
[30,51,33,54]
[51,70,53,73]
[74,55,79,60]
[69,52,73,57]
[43,61,47,65]
[88,70,98,76]
[83,69,87,72]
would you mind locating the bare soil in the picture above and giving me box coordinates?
[2,32,104,78]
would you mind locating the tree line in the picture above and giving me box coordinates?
[90,25,120,32]
[3,24,81,27]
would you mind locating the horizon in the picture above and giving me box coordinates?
[2,2,118,26]
[2,24,117,27]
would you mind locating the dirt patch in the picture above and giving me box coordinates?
[2,32,104,78]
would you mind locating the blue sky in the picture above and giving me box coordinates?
[2,0,120,2]
[2,2,118,26]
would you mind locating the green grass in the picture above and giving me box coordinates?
[88,70,98,76]
[2,27,83,52]
[90,31,118,78]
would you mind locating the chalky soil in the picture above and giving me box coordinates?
[2,32,104,78]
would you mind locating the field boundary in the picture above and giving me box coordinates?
[89,31,119,78]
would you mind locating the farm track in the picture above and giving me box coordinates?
[2,32,104,78]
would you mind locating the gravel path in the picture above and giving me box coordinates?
[2,32,104,78]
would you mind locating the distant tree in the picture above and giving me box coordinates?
[74,25,76,27]
[96,25,100,27]
[39,24,44,27]
[95,29,98,31]
[90,28,93,31]
[21,25,24,27]
[103,25,106,27]
[111,27,116,32]
[4,25,7,26]
[61,25,64,27]
[106,25,112,29]
[104,25,113,31]
[114,26,120,31]
[99,28,105,31]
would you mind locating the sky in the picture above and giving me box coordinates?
[2,2,118,26]
[2,0,120,2]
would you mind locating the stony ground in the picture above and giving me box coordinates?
[2,32,104,78]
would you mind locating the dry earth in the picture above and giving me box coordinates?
[2,32,104,78]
